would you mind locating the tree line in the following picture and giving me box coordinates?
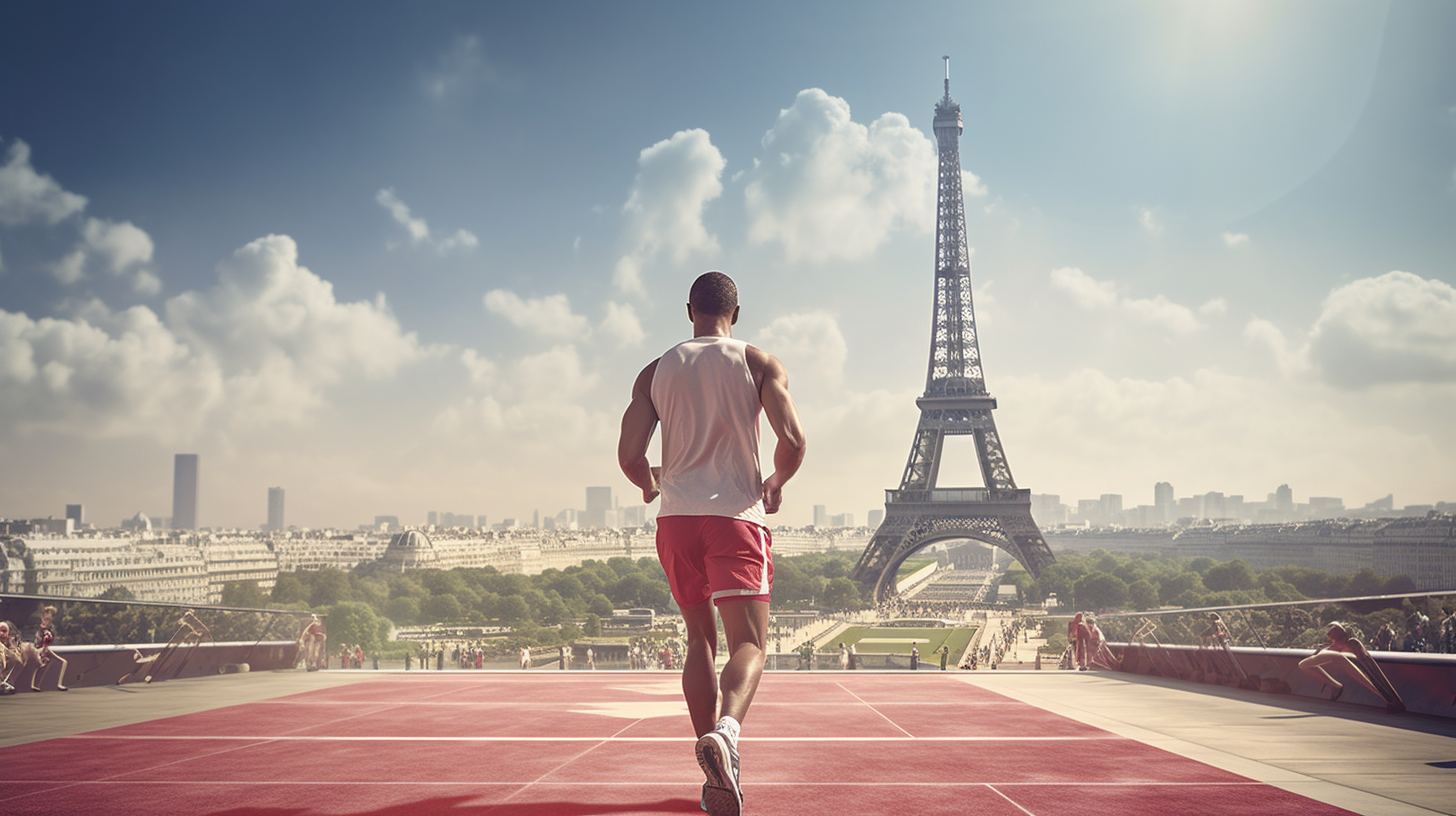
[216,552,871,657]
[1000,549,1418,612]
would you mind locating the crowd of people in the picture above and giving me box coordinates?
[1372,608,1456,654]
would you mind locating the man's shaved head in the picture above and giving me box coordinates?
[689,271,738,318]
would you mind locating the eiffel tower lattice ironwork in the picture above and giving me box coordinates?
[852,59,1055,602]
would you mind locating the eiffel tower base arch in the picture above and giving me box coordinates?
[851,493,1054,604]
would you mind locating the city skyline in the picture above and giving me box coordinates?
[2,2,1454,529]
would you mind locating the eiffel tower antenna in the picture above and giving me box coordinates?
[852,59,1055,602]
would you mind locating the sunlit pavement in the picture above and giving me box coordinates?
[3,667,1452,815]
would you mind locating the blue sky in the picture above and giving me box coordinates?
[2,0,1454,530]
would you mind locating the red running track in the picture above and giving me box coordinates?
[0,672,1358,816]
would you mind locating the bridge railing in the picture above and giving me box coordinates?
[1,593,315,690]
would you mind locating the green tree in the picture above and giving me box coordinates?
[822,577,861,610]
[421,593,463,622]
[308,569,353,606]
[1157,572,1204,605]
[583,613,602,637]
[221,580,268,608]
[1128,579,1159,611]
[326,601,388,654]
[383,596,420,625]
[1203,559,1256,592]
[271,573,308,605]
[1073,572,1130,611]
[97,585,137,601]
[499,594,531,624]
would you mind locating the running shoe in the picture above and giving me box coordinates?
[695,730,741,816]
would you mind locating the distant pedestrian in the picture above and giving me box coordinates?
[910,644,919,670]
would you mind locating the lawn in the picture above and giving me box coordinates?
[826,626,977,660]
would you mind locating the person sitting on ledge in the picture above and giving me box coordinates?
[1298,621,1405,713]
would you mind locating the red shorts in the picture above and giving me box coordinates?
[655,516,773,608]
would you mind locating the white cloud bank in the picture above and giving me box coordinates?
[1,234,426,440]
[744,89,936,263]
[614,129,725,296]
[1308,271,1456,388]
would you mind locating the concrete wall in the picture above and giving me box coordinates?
[11,640,301,692]
[1108,642,1456,719]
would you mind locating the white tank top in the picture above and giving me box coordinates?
[650,336,765,525]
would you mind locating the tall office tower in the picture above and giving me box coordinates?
[1274,484,1294,518]
[172,454,199,530]
[583,486,614,528]
[1100,494,1123,523]
[267,487,285,531]
[851,59,1053,601]
[1154,481,1175,522]
[813,504,828,528]
[65,504,85,526]
[868,509,884,528]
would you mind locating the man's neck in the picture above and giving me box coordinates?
[692,317,734,338]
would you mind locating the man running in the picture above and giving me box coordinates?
[618,271,807,816]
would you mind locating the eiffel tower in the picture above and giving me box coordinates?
[852,59,1054,602]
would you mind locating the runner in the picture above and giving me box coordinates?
[618,271,806,816]
[31,605,68,691]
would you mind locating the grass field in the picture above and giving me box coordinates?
[827,626,977,660]
[895,558,936,583]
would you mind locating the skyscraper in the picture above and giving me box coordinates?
[172,454,199,530]
[1154,482,1175,523]
[583,486,615,528]
[267,487,285,532]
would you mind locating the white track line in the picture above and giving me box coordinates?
[63,734,1123,742]
[3,780,1271,788]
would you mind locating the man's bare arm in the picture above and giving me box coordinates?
[617,360,662,504]
[748,346,806,514]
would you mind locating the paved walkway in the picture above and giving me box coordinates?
[2,667,1451,815]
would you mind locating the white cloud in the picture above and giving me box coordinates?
[744,89,935,263]
[752,311,848,392]
[962,169,988,198]
[0,139,87,226]
[0,302,224,440]
[599,301,645,348]
[483,289,591,341]
[375,188,478,254]
[1138,207,1161,232]
[165,234,427,423]
[1050,267,1118,310]
[1221,231,1250,247]
[46,218,160,292]
[422,35,508,99]
[614,129,725,296]
[51,250,86,285]
[1307,271,1456,388]
[1199,298,1228,317]
[1122,294,1202,334]
[1050,267,1204,334]
[132,270,162,297]
[1244,318,1308,376]
[83,217,154,276]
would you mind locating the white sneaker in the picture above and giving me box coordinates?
[695,730,741,816]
